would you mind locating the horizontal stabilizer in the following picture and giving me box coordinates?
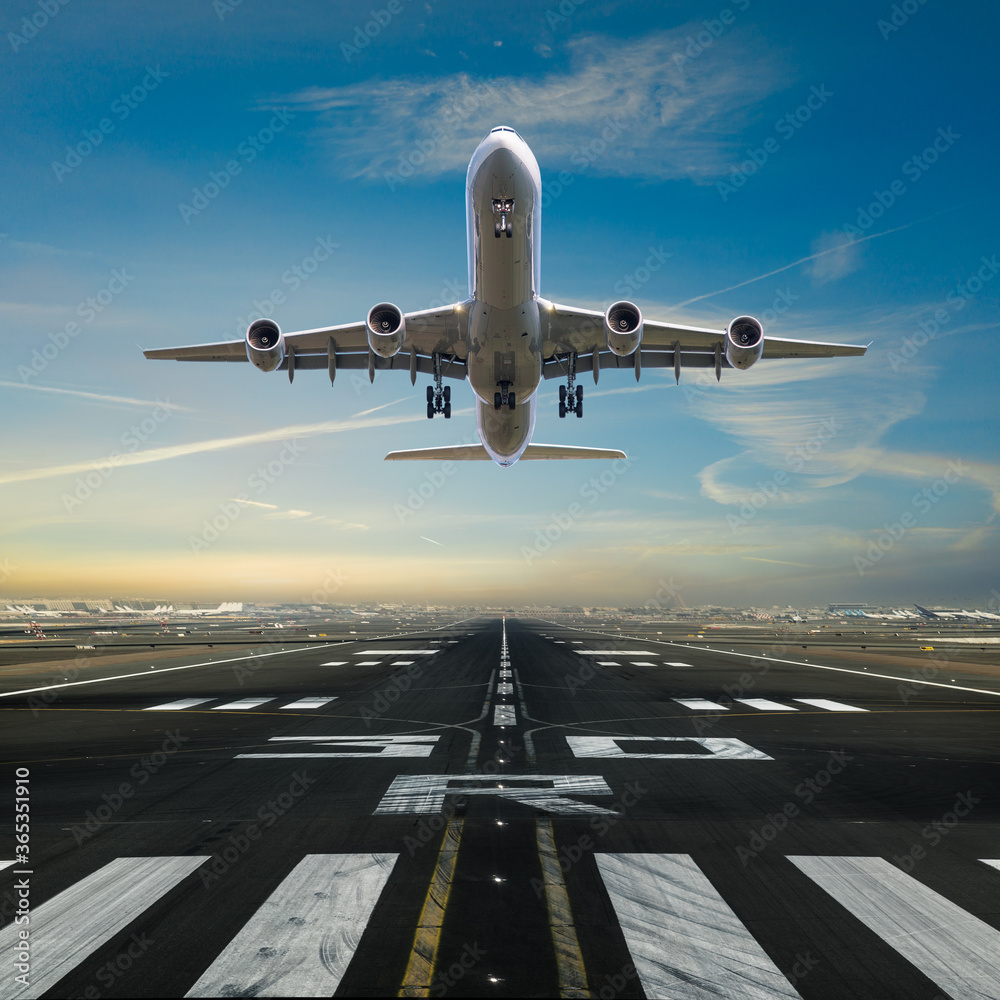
[384,443,627,461]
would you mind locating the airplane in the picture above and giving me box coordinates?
[144,127,868,468]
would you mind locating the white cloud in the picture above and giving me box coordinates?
[274,32,785,183]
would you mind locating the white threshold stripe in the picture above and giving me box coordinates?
[185,853,397,998]
[790,855,1000,998]
[535,620,1000,699]
[355,649,436,655]
[631,661,657,666]
[666,662,694,667]
[794,698,868,712]
[597,661,620,666]
[0,860,16,872]
[0,644,336,700]
[144,698,214,711]
[0,856,208,1000]
[980,859,1000,873]
[736,698,797,711]
[575,650,654,655]
[674,698,729,711]
[355,661,381,666]
[212,697,275,710]
[320,661,347,666]
[281,697,337,709]
[597,853,800,1000]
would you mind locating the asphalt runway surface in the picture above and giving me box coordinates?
[1,616,999,999]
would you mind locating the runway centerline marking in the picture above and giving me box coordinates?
[494,705,516,726]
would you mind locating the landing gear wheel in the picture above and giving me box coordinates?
[494,392,502,410]
[559,385,567,403]
[444,401,451,419]
[427,401,434,419]
[508,393,515,410]
[575,385,583,402]
[443,385,451,402]
[576,400,583,418]
[495,221,501,238]
[559,401,567,418]
[426,385,434,403]
[505,226,512,238]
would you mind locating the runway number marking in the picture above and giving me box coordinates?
[566,736,773,760]
[373,774,618,816]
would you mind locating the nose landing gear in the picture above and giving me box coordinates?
[492,198,515,238]
[426,353,451,418]
[494,381,515,410]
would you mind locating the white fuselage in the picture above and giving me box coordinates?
[464,128,543,467]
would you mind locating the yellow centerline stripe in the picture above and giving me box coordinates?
[398,817,464,997]
[536,818,590,999]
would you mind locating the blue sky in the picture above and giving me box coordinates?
[1,0,997,607]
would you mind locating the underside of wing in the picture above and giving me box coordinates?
[385,443,627,461]
[143,303,470,380]
[539,299,867,380]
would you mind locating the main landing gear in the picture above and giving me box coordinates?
[426,353,451,418]
[494,381,515,410]
[558,353,583,418]
[492,198,514,238]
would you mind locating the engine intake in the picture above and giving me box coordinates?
[604,300,643,357]
[366,302,406,358]
[245,318,285,372]
[725,315,764,370]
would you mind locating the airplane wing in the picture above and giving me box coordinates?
[143,304,469,382]
[538,300,868,380]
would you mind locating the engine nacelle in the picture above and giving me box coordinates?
[725,315,764,370]
[245,318,285,372]
[366,302,406,358]
[604,300,643,357]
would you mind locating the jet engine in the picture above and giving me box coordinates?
[725,315,764,370]
[245,318,285,372]
[366,302,406,358]
[604,300,643,357]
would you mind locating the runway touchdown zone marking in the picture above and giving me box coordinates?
[237,736,439,759]
[566,736,773,760]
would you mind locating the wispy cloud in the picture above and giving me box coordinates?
[275,32,785,182]
[0,411,425,486]
[0,381,190,411]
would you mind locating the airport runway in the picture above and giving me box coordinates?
[1,616,999,999]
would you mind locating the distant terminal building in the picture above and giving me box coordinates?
[827,604,880,616]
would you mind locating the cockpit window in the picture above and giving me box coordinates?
[487,126,522,139]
